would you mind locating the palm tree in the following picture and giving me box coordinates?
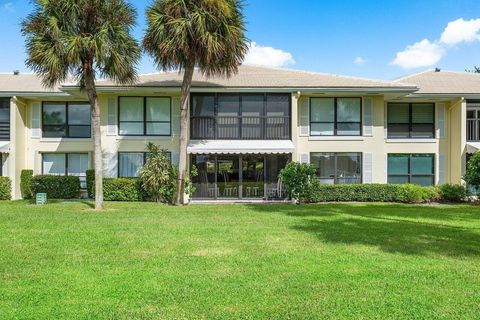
[22,0,141,210]
[143,0,248,205]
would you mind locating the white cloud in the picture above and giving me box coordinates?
[440,18,480,46]
[3,2,13,11]
[391,39,445,69]
[243,42,295,67]
[354,56,367,65]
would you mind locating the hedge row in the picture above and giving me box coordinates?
[86,170,148,201]
[20,169,33,199]
[0,177,11,200]
[304,184,439,204]
[30,175,81,199]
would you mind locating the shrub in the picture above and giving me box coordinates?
[0,177,11,200]
[438,183,467,202]
[305,184,438,204]
[103,178,149,201]
[86,169,95,199]
[20,169,33,199]
[465,152,480,190]
[30,175,80,199]
[140,143,177,204]
[279,162,317,203]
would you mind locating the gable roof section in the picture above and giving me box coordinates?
[394,70,480,95]
[86,65,415,91]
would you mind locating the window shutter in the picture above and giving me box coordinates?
[104,152,117,178]
[171,152,179,166]
[107,97,117,136]
[436,102,446,139]
[299,152,310,164]
[363,97,373,137]
[31,102,41,138]
[384,154,388,182]
[363,152,373,183]
[172,96,180,136]
[438,154,446,185]
[299,97,310,136]
[384,102,388,139]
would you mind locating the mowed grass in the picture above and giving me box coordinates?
[1,201,480,319]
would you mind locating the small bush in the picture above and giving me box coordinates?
[20,169,33,199]
[279,162,317,203]
[103,178,149,201]
[465,152,480,190]
[0,177,11,200]
[86,169,95,199]
[305,184,438,204]
[140,143,177,204]
[438,183,467,202]
[31,175,80,199]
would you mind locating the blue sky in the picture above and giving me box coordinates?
[1,0,480,80]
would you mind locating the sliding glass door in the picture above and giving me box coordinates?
[242,155,264,198]
[190,154,290,200]
[217,156,240,198]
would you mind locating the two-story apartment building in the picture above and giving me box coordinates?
[0,66,479,201]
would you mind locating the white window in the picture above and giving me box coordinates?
[119,97,171,136]
[42,153,89,188]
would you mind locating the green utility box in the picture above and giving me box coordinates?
[36,193,47,205]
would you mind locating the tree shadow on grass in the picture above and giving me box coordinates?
[246,203,480,257]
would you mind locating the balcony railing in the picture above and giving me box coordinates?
[467,119,480,141]
[190,116,291,140]
[0,122,9,141]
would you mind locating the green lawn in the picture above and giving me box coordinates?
[1,201,479,319]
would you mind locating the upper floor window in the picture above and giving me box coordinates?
[118,151,172,177]
[42,102,91,138]
[387,103,434,139]
[310,98,361,136]
[387,154,434,186]
[310,152,362,184]
[118,97,171,136]
[190,93,291,140]
[0,98,10,141]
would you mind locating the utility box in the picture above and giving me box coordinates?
[36,193,47,205]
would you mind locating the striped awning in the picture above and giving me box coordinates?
[0,141,10,153]
[467,142,480,153]
[187,140,294,154]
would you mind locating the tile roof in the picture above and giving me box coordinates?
[0,73,62,93]
[394,70,480,95]
[92,65,414,89]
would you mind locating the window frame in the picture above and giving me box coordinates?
[309,97,363,136]
[118,96,172,137]
[310,152,363,184]
[41,101,91,138]
[387,102,435,139]
[387,153,435,186]
[118,151,172,178]
[189,93,291,140]
[41,152,90,188]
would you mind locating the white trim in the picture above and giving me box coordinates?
[188,140,295,154]
[309,136,364,141]
[385,139,437,143]
[115,136,175,141]
[40,138,93,143]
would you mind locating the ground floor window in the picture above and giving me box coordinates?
[387,154,435,186]
[310,152,362,184]
[118,151,171,178]
[42,153,89,188]
[191,154,290,199]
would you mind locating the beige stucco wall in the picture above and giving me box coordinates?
[7,90,466,199]
[295,94,463,185]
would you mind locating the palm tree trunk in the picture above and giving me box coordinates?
[84,62,104,210]
[176,64,195,205]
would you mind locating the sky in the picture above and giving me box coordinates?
[1,0,480,80]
